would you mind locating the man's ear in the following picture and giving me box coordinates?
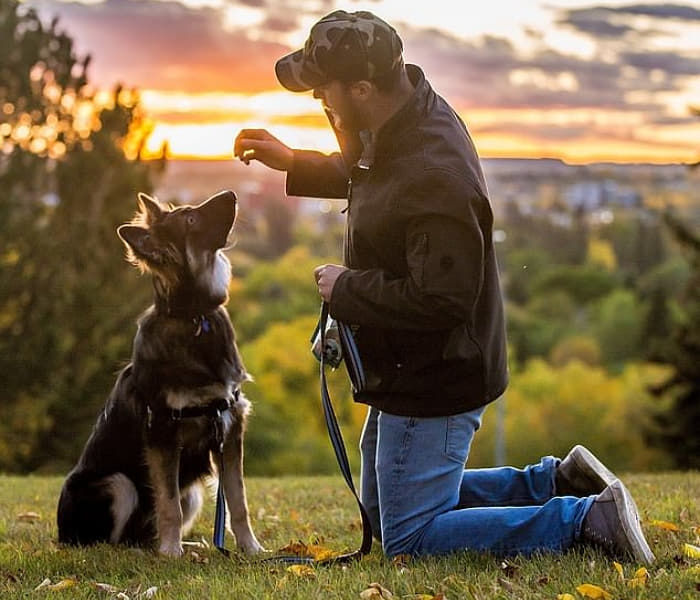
[350,80,373,101]
[137,192,163,225]
[117,224,162,263]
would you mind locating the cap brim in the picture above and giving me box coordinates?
[275,49,325,92]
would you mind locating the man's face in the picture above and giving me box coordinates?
[313,80,366,133]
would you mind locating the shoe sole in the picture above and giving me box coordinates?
[570,446,640,514]
[610,479,656,565]
[569,445,617,491]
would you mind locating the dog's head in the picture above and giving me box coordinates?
[118,190,237,307]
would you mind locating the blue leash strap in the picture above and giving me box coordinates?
[213,463,230,557]
[314,302,373,562]
[258,303,372,565]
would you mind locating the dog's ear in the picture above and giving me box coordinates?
[137,192,164,225]
[118,224,163,265]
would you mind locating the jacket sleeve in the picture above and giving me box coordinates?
[329,172,492,331]
[285,149,349,199]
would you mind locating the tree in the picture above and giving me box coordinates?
[648,212,700,469]
[0,0,160,471]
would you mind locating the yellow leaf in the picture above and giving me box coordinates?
[48,578,78,591]
[576,583,612,600]
[278,540,339,562]
[627,567,648,588]
[35,578,51,591]
[557,594,576,600]
[650,519,680,532]
[613,561,624,580]
[359,582,394,599]
[683,543,700,559]
[286,564,315,578]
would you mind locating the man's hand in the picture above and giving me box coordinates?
[233,129,294,171]
[314,264,348,302]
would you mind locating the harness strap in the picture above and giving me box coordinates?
[170,394,234,421]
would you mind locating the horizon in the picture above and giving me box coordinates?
[24,0,700,165]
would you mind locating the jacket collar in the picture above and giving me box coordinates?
[330,64,433,168]
[374,64,431,156]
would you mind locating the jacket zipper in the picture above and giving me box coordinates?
[342,177,352,214]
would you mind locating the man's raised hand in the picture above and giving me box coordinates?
[233,129,294,171]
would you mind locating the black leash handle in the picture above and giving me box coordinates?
[316,302,372,563]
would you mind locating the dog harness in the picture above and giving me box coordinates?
[146,389,238,556]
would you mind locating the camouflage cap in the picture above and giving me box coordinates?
[275,10,403,92]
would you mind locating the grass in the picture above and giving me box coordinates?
[0,472,698,599]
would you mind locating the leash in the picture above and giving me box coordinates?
[248,302,372,565]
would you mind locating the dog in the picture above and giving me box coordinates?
[57,190,264,557]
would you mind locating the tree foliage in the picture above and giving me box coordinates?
[648,213,700,469]
[0,0,158,471]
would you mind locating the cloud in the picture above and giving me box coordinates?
[24,0,700,160]
[395,12,698,123]
[620,50,700,76]
[557,7,638,38]
[557,3,700,39]
[602,3,700,21]
[28,0,290,92]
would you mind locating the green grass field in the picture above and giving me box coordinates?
[1,472,698,599]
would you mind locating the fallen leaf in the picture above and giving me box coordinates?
[34,578,51,591]
[683,543,700,559]
[650,519,680,532]
[557,594,576,600]
[286,564,316,578]
[391,554,412,568]
[627,567,648,588]
[47,578,78,591]
[613,561,624,580]
[278,540,338,562]
[17,511,41,523]
[359,582,394,599]
[576,583,612,600]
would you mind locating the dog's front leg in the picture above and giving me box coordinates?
[146,445,183,557]
[219,416,264,555]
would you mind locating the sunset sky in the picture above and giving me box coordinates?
[25,0,700,163]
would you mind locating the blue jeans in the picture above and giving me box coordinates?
[359,406,595,557]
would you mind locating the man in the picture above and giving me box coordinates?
[234,10,654,564]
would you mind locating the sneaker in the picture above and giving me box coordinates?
[556,445,617,496]
[580,480,655,565]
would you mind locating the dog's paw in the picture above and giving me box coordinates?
[158,542,184,557]
[239,537,265,555]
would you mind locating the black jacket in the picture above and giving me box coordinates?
[286,65,508,417]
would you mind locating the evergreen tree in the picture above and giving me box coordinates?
[0,0,162,471]
[648,212,700,469]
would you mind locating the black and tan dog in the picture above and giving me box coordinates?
[57,190,263,557]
